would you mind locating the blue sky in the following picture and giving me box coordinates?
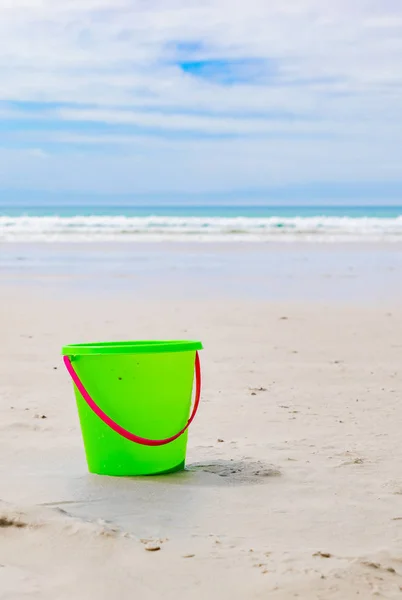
[1,0,402,205]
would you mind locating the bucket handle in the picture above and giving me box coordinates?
[63,352,201,447]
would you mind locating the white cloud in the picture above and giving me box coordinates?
[1,0,402,192]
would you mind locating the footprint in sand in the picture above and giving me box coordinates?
[0,515,27,529]
[187,459,281,484]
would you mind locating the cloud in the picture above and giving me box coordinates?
[1,0,402,195]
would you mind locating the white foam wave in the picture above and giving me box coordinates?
[1,215,402,242]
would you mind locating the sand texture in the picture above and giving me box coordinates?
[1,286,402,599]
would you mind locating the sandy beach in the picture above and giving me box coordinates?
[1,242,402,599]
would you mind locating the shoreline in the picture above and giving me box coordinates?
[1,241,402,305]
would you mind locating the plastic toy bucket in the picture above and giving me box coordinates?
[62,340,203,476]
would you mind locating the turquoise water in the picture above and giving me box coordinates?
[1,205,401,218]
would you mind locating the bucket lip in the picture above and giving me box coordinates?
[62,340,203,356]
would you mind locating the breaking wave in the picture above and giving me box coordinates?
[1,215,402,242]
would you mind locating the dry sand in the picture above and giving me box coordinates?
[1,283,402,598]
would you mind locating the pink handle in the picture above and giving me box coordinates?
[63,352,201,447]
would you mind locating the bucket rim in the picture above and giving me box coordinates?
[62,340,203,356]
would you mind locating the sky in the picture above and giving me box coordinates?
[1,0,402,205]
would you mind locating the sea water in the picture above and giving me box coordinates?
[0,205,401,242]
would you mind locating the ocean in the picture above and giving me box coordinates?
[0,205,402,242]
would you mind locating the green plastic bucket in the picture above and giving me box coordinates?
[62,340,203,476]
